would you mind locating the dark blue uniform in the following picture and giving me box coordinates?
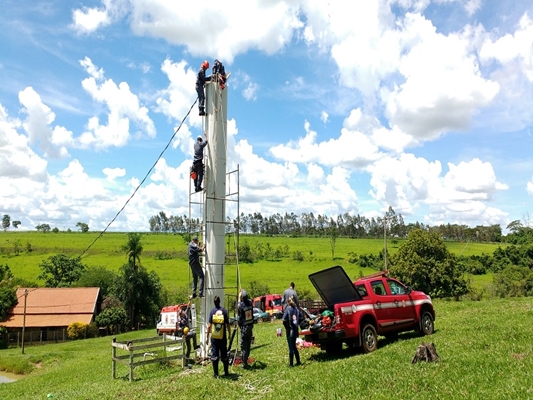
[282,304,301,367]
[208,305,230,377]
[237,290,254,368]
[196,67,210,114]
[188,240,204,297]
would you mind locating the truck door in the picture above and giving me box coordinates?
[385,279,416,325]
[370,280,395,330]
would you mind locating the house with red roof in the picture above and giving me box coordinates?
[1,287,100,343]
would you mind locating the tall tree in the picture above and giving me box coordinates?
[115,233,162,329]
[76,222,89,233]
[2,215,10,231]
[122,233,143,272]
[38,254,86,287]
[389,229,469,299]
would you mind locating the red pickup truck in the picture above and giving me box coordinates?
[300,266,435,354]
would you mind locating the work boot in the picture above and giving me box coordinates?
[199,108,206,116]
[223,361,229,376]
[288,354,294,367]
[213,360,219,377]
[295,352,301,366]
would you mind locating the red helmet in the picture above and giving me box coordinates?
[202,60,209,69]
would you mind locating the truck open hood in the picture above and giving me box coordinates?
[308,265,363,309]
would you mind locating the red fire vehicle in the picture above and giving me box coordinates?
[300,266,435,354]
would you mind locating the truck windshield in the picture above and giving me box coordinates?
[272,298,282,306]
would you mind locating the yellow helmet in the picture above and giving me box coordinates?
[183,327,189,335]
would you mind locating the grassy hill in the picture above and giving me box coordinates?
[1,297,532,399]
[0,232,503,295]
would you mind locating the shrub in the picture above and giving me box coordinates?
[292,250,304,261]
[67,322,88,340]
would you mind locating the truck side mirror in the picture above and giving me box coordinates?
[269,300,273,307]
[406,286,412,295]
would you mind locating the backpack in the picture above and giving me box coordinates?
[211,311,225,339]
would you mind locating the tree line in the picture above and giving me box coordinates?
[1,215,90,233]
[149,207,505,243]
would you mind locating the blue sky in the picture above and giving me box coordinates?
[1,0,533,232]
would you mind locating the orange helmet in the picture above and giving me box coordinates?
[202,60,209,70]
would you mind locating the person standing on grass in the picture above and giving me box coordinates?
[206,295,231,378]
[237,289,254,369]
[177,302,198,361]
[282,282,299,311]
[282,296,301,367]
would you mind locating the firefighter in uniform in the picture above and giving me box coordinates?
[206,295,231,378]
[237,289,254,369]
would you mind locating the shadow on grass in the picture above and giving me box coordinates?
[307,330,439,362]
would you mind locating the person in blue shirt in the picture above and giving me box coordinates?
[282,296,301,367]
[196,60,211,116]
[206,296,231,378]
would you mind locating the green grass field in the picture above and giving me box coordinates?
[0,232,504,296]
[1,297,532,399]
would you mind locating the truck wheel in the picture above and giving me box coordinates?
[156,329,161,336]
[360,323,378,353]
[419,310,434,336]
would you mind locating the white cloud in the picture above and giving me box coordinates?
[243,82,258,101]
[103,167,126,181]
[320,111,329,123]
[18,87,71,158]
[367,154,509,224]
[479,13,533,81]
[78,57,156,149]
[0,103,48,181]
[270,120,381,168]
[385,14,499,140]
[527,175,533,196]
[73,0,303,63]
[71,0,125,34]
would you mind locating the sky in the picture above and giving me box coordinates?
[1,0,533,233]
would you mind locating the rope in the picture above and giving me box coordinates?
[79,98,198,258]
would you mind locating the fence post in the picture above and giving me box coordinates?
[129,343,134,382]
[112,337,116,379]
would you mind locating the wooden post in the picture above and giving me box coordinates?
[112,337,116,378]
[129,343,134,382]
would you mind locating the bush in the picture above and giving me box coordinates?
[67,322,89,340]
[292,250,304,261]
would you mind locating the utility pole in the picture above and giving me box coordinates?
[383,218,387,269]
[21,289,28,355]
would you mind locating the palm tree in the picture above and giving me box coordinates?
[122,233,143,273]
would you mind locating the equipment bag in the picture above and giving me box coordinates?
[190,165,197,180]
[211,312,225,339]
